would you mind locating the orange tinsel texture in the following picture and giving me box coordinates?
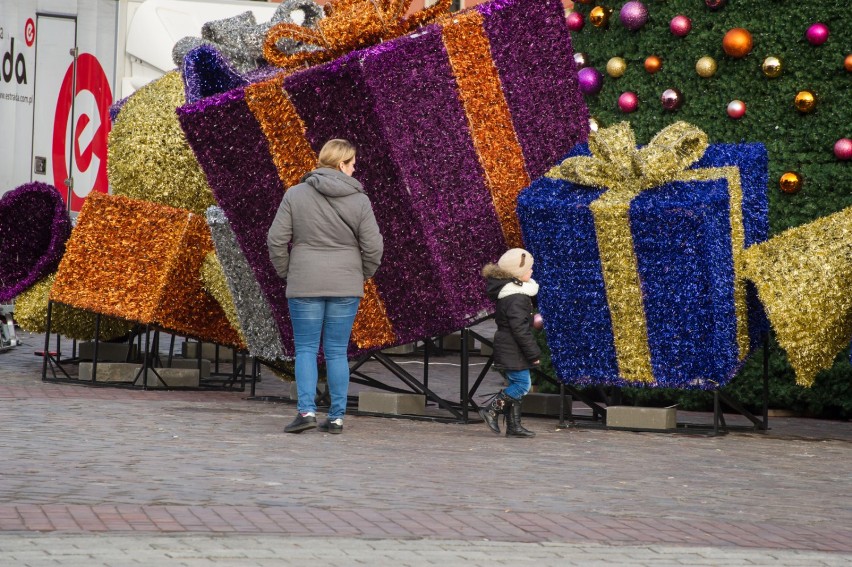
[441,10,530,248]
[245,77,317,189]
[351,278,396,349]
[263,0,451,70]
[244,83,397,350]
[50,193,244,348]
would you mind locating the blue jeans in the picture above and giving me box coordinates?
[503,369,531,400]
[288,297,360,419]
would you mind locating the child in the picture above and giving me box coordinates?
[480,248,541,438]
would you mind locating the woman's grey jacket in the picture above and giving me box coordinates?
[267,168,384,298]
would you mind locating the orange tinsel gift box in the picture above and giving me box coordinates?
[50,193,243,348]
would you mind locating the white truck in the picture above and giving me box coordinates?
[0,0,277,214]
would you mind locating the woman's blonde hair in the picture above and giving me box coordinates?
[317,139,356,170]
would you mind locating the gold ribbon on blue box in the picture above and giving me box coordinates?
[545,121,751,384]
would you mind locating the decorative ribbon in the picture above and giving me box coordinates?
[546,121,750,383]
[263,0,451,69]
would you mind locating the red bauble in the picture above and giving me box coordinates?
[727,100,746,119]
[670,15,692,37]
[618,91,639,113]
[566,12,585,32]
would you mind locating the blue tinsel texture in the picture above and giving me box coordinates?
[518,142,769,389]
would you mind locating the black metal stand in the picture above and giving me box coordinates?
[40,301,253,391]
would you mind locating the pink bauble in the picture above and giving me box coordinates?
[619,1,648,31]
[578,67,603,95]
[806,23,829,46]
[566,12,585,32]
[834,138,852,161]
[618,91,639,113]
[727,100,746,119]
[533,313,544,330]
[670,15,692,37]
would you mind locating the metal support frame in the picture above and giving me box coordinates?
[40,300,253,391]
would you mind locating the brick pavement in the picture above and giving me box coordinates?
[0,329,850,565]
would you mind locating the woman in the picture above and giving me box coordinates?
[268,139,383,434]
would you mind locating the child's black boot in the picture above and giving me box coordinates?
[506,396,535,438]
[479,391,511,434]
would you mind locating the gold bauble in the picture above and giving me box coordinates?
[779,172,803,194]
[590,6,613,28]
[606,57,627,78]
[695,56,717,78]
[762,56,782,78]
[722,28,753,59]
[794,90,816,113]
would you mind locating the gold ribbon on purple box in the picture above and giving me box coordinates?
[545,122,750,384]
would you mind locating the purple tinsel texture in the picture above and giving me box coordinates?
[0,182,72,302]
[178,0,588,358]
[182,44,249,104]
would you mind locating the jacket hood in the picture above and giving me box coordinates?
[302,167,364,198]
[483,263,538,300]
[483,263,517,300]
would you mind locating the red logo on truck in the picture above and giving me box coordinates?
[24,19,35,47]
[52,53,112,212]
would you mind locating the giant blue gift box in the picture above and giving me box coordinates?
[517,142,769,389]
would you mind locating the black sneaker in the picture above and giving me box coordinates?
[284,413,316,433]
[317,418,344,434]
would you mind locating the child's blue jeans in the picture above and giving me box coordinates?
[503,368,532,400]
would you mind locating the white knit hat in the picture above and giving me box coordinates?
[497,248,534,278]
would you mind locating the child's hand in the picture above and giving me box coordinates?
[532,359,540,366]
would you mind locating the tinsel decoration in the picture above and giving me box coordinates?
[206,206,288,361]
[263,0,452,69]
[440,8,531,248]
[742,206,852,387]
[107,72,215,215]
[244,76,317,188]
[519,122,769,389]
[172,0,325,73]
[0,183,71,303]
[183,45,249,104]
[50,193,244,348]
[178,0,588,356]
[14,274,133,341]
[200,251,245,342]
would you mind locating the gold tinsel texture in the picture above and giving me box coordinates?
[200,251,246,343]
[107,71,215,214]
[15,274,134,340]
[742,205,852,387]
[50,193,244,349]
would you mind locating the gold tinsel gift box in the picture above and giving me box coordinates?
[50,193,243,348]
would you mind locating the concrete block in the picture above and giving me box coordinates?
[182,341,234,362]
[77,363,199,388]
[146,368,200,388]
[358,392,426,415]
[78,362,139,383]
[165,358,211,378]
[441,332,475,351]
[521,393,569,416]
[78,341,135,362]
[382,343,415,355]
[606,406,677,431]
